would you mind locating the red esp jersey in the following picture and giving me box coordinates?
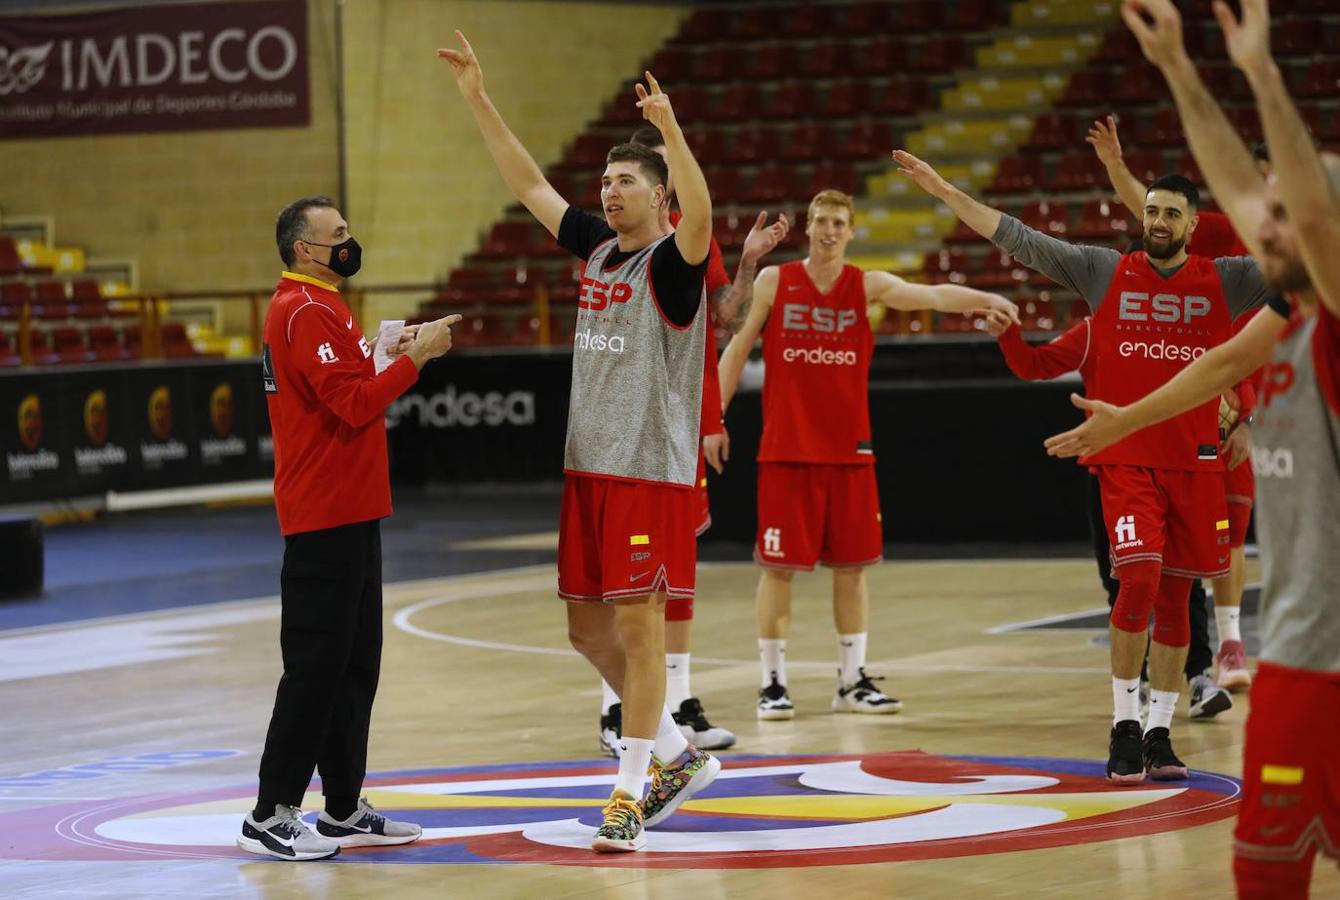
[262,272,418,535]
[670,210,730,437]
[758,260,874,464]
[1086,253,1233,471]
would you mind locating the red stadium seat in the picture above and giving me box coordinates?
[88,324,132,362]
[1124,150,1167,185]
[854,36,906,78]
[1142,107,1184,146]
[50,326,93,364]
[781,123,824,162]
[744,43,786,81]
[706,84,758,122]
[689,46,731,83]
[1050,154,1107,191]
[1299,61,1340,98]
[909,37,964,74]
[1026,114,1078,152]
[837,119,894,162]
[760,82,813,121]
[989,156,1042,193]
[1,281,32,306]
[781,4,825,38]
[799,41,843,79]
[1111,67,1163,106]
[1060,70,1105,107]
[803,160,858,198]
[820,80,869,120]
[841,3,892,36]
[724,127,766,163]
[1274,17,1320,56]
[1073,199,1136,240]
[1018,200,1070,237]
[161,322,199,358]
[688,128,727,165]
[649,46,692,83]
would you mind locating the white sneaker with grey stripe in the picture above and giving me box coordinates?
[316,797,422,847]
[237,804,340,860]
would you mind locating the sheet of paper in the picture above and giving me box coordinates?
[373,319,405,374]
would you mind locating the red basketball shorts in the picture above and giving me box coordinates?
[1224,458,1255,549]
[558,473,697,603]
[1097,464,1230,579]
[754,462,882,571]
[1234,662,1340,870]
[694,452,711,537]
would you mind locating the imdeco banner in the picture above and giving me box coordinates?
[0,0,309,139]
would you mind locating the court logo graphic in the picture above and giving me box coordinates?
[17,393,42,450]
[0,752,1238,867]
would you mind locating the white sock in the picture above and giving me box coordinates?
[614,737,654,799]
[600,679,620,715]
[1215,606,1242,644]
[653,705,690,764]
[666,653,692,710]
[1113,676,1141,724]
[759,639,787,688]
[1146,690,1178,732]
[838,632,868,687]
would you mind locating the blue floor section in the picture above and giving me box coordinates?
[1,483,1101,632]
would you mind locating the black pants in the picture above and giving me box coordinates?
[256,519,383,812]
[1087,473,1212,681]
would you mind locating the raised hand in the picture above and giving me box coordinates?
[891,149,954,199]
[1043,394,1132,458]
[1213,0,1273,77]
[1086,115,1124,167]
[411,314,464,363]
[437,30,484,98]
[741,211,790,263]
[633,71,677,131]
[1121,0,1189,70]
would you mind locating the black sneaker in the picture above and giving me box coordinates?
[1107,720,1146,785]
[757,677,794,720]
[237,804,340,860]
[1142,727,1189,781]
[599,702,622,758]
[672,697,737,750]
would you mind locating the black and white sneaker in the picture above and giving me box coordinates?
[316,798,422,847]
[599,702,622,758]
[238,804,340,860]
[757,677,795,720]
[1188,672,1233,720]
[832,668,902,714]
[672,697,737,750]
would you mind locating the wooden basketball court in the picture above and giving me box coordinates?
[2,546,1333,898]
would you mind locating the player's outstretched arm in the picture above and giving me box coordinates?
[716,211,790,332]
[635,72,711,265]
[892,150,1002,240]
[867,272,1020,324]
[718,266,777,411]
[1219,0,1340,318]
[1044,304,1287,458]
[1088,115,1148,214]
[982,311,1091,381]
[437,31,567,237]
[1123,0,1268,258]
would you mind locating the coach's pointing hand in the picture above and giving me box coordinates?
[407,314,463,368]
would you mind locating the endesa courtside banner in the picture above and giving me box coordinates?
[0,0,308,139]
[0,360,269,504]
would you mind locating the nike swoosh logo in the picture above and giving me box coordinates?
[1126,687,1137,693]
[1259,825,1287,837]
[346,316,354,329]
[630,571,650,582]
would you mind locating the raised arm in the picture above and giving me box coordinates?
[1122,0,1268,259]
[437,31,567,237]
[982,312,1091,381]
[866,271,1020,323]
[635,72,711,265]
[1218,0,1340,318]
[715,211,790,332]
[1088,114,1149,214]
[892,150,1002,240]
[718,266,777,411]
[1044,303,1288,458]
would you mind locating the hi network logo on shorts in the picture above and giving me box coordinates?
[1114,515,1143,550]
[4,752,1239,867]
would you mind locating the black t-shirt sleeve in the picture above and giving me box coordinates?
[556,206,616,261]
[649,236,707,328]
[1265,291,1292,319]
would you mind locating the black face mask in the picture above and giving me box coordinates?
[304,236,362,279]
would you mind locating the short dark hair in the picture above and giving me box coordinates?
[276,196,335,267]
[628,124,665,149]
[605,143,668,188]
[1147,174,1200,210]
[1251,142,1271,164]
